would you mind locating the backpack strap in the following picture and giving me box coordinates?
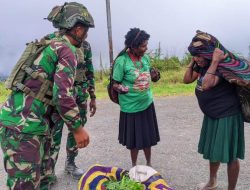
[16,82,54,106]
[74,47,86,84]
[110,47,128,82]
[17,66,54,105]
[15,40,54,106]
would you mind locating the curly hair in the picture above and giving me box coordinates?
[125,28,150,49]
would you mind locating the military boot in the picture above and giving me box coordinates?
[64,155,84,180]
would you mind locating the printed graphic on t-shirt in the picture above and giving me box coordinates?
[196,75,203,91]
[133,71,150,91]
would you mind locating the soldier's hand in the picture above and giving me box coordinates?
[73,127,90,148]
[89,99,96,117]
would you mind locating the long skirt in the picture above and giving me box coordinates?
[198,112,245,163]
[118,103,160,150]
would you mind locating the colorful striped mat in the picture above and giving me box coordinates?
[78,164,173,190]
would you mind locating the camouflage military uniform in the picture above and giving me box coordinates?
[49,39,95,180]
[0,36,82,190]
[66,40,95,156]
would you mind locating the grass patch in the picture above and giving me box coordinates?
[152,82,195,97]
[151,68,195,96]
[0,83,9,103]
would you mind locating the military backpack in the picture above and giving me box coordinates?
[5,38,54,105]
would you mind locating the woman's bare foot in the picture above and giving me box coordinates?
[197,182,218,190]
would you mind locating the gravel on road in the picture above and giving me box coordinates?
[0,96,250,190]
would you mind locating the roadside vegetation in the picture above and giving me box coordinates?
[0,83,9,103]
[0,52,196,103]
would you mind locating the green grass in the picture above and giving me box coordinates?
[152,82,195,97]
[0,68,196,103]
[151,68,195,96]
[0,83,9,103]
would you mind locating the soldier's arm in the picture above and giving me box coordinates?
[52,42,82,131]
[83,41,96,99]
[83,41,96,117]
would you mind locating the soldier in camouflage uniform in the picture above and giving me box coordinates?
[46,32,96,180]
[0,2,94,190]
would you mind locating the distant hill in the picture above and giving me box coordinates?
[0,75,7,82]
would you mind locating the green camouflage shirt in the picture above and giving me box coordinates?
[82,40,95,93]
[0,35,82,135]
[74,41,95,101]
[48,33,95,100]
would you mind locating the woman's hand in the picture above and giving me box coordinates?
[150,67,160,82]
[113,83,129,94]
[201,48,226,90]
[212,48,228,64]
[188,57,195,68]
[183,57,199,84]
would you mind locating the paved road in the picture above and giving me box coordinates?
[0,96,250,190]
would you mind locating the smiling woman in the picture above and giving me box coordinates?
[183,30,245,190]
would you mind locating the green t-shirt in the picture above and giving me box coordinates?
[113,52,153,113]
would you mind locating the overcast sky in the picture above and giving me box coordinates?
[1,0,250,75]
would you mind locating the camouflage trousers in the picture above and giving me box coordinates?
[0,127,53,190]
[49,99,87,177]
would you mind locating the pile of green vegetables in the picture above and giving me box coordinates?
[104,174,145,190]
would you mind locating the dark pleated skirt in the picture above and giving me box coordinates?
[118,102,160,150]
[198,112,245,163]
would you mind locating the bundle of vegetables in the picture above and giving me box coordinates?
[78,164,173,190]
[104,174,145,190]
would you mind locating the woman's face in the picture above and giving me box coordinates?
[132,40,148,57]
[193,56,209,67]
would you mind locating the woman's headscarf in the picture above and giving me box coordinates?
[188,30,250,88]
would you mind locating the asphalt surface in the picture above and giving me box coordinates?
[0,96,250,190]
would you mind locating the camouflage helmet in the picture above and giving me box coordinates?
[47,2,94,29]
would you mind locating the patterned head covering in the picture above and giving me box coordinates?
[188,30,225,59]
[188,30,250,87]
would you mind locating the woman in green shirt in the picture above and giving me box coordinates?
[112,28,160,167]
